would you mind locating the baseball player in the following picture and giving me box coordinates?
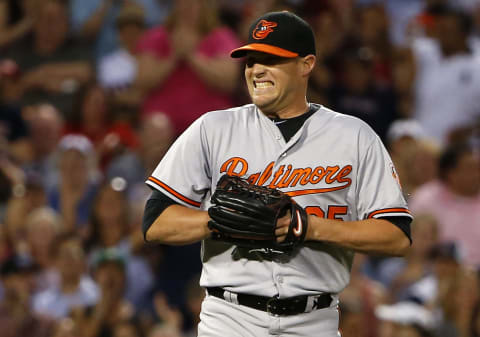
[142,11,413,337]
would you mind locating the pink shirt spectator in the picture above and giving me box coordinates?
[136,26,241,135]
[409,180,480,267]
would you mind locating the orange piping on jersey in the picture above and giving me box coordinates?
[147,177,201,208]
[367,208,412,218]
[285,184,351,196]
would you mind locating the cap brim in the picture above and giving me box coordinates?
[230,43,298,58]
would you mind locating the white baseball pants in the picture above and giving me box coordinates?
[197,294,341,337]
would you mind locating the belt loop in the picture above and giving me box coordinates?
[306,294,330,312]
[223,290,239,305]
[306,295,316,312]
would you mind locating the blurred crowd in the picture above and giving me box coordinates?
[0,0,479,336]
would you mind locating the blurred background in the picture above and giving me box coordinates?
[0,0,479,336]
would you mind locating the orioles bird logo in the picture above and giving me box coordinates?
[252,20,277,40]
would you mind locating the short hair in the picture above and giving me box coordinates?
[438,143,473,181]
[25,207,62,234]
[428,4,473,35]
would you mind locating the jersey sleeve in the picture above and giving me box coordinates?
[145,117,211,208]
[356,135,413,221]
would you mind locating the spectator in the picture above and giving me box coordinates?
[24,207,63,293]
[327,47,398,143]
[86,181,154,311]
[32,233,99,320]
[376,214,439,301]
[64,82,139,170]
[409,143,480,267]
[375,301,435,337]
[20,103,64,190]
[98,3,147,91]
[4,174,47,260]
[341,253,387,337]
[391,49,415,102]
[354,3,394,86]
[151,292,183,337]
[0,256,54,337]
[124,0,242,136]
[386,119,440,198]
[47,135,100,236]
[405,139,441,197]
[70,0,170,60]
[2,0,93,119]
[411,6,480,145]
[377,0,425,46]
[77,247,135,337]
[431,248,479,337]
[106,113,175,199]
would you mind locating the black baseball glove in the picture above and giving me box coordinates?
[207,174,308,252]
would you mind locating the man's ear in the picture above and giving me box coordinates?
[301,55,316,77]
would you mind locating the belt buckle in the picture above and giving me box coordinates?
[266,296,281,316]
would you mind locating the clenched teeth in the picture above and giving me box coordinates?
[255,81,273,88]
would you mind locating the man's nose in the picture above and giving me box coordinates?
[250,62,266,77]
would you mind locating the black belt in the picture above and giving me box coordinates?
[206,287,333,316]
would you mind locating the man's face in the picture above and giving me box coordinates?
[244,52,303,115]
[436,15,466,53]
[448,152,480,196]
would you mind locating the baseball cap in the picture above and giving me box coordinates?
[230,11,316,58]
[58,134,94,156]
[91,247,126,270]
[386,119,425,144]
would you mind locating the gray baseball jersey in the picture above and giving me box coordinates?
[146,103,411,297]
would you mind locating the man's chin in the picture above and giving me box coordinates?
[251,97,274,110]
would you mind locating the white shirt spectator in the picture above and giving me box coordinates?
[32,275,99,320]
[408,180,480,267]
[98,49,137,90]
[412,37,480,145]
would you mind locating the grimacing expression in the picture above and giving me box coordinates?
[245,52,305,114]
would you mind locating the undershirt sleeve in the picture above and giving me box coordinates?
[142,190,179,241]
[382,216,412,244]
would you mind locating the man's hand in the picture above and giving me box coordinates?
[208,174,308,253]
